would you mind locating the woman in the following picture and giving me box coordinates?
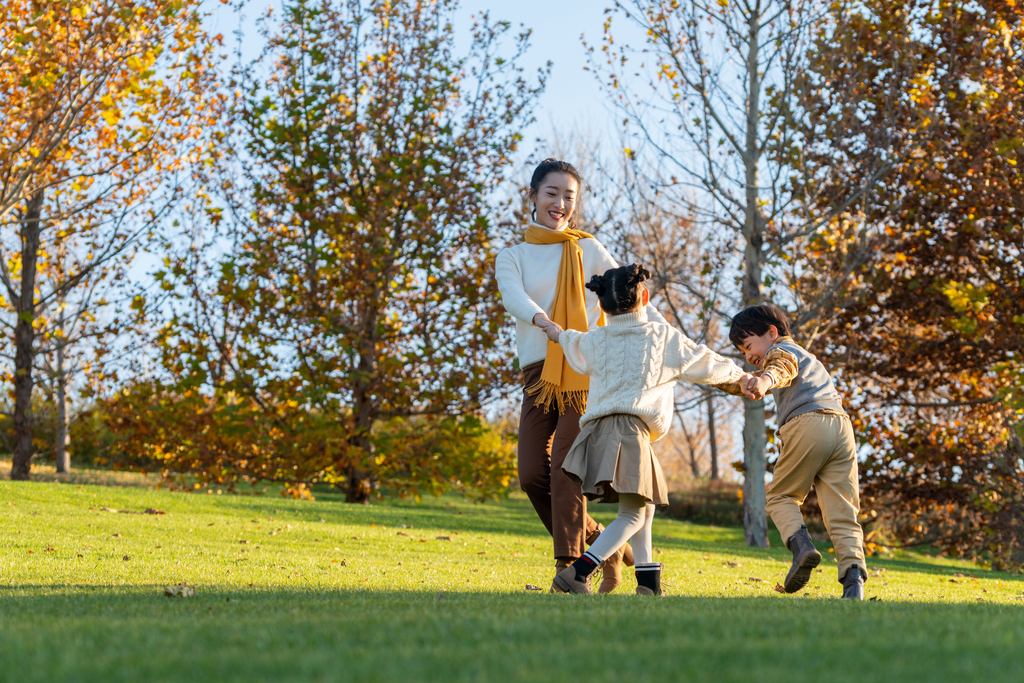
[494,158,668,593]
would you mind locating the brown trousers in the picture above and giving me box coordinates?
[518,361,600,560]
[766,411,866,580]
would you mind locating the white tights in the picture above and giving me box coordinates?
[586,494,656,565]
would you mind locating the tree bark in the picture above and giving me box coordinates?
[740,8,769,547]
[55,305,70,473]
[345,343,375,504]
[11,189,44,481]
[707,391,719,481]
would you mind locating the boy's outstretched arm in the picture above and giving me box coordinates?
[743,346,799,399]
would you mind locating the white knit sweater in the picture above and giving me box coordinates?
[559,308,745,442]
[494,223,666,367]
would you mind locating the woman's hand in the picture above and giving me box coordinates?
[533,312,563,343]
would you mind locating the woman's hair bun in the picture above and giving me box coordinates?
[586,274,607,296]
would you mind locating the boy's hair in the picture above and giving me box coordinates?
[586,264,651,316]
[728,303,793,347]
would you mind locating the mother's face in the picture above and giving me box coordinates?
[530,172,578,231]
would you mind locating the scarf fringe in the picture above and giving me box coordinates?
[525,379,588,415]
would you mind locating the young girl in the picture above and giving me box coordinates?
[545,264,754,595]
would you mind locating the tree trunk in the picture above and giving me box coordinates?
[742,388,769,546]
[345,346,375,504]
[740,11,769,547]
[10,189,44,481]
[345,443,371,503]
[707,391,719,481]
[55,306,70,474]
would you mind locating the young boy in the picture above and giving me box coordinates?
[730,303,866,600]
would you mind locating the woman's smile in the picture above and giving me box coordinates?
[531,171,578,230]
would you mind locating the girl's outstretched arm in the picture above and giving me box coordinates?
[558,329,592,376]
[666,329,746,389]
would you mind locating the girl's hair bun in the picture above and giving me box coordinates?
[590,263,652,316]
[627,265,651,286]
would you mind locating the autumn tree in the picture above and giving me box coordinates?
[590,0,954,544]
[0,0,222,479]
[124,0,543,501]
[799,0,1024,564]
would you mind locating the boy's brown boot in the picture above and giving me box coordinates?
[784,525,822,594]
[841,565,865,600]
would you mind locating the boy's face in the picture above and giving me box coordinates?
[735,326,779,368]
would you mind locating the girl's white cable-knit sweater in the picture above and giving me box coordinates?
[558,308,745,442]
[494,224,666,368]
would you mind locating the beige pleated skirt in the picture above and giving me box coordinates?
[561,414,669,506]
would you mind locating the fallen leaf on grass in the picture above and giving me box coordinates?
[145,508,166,515]
[436,536,451,541]
[436,593,446,600]
[164,584,195,598]
[869,596,882,601]
[112,533,122,538]
[123,555,131,561]
[748,577,764,583]
[99,507,118,512]
[774,583,785,593]
[525,584,543,591]
[397,531,408,536]
[949,578,959,583]
[239,540,249,544]
[725,561,742,568]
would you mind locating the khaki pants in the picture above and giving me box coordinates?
[518,361,600,560]
[766,411,866,580]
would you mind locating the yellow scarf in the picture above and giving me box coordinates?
[524,223,605,414]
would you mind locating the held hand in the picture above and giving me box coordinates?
[745,374,774,400]
[738,373,757,400]
[544,322,564,343]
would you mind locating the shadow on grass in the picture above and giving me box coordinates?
[3,584,1024,683]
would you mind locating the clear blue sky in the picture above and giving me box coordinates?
[206,0,648,154]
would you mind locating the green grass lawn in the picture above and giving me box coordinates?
[2,469,1024,683]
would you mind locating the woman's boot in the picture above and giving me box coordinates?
[586,523,633,593]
